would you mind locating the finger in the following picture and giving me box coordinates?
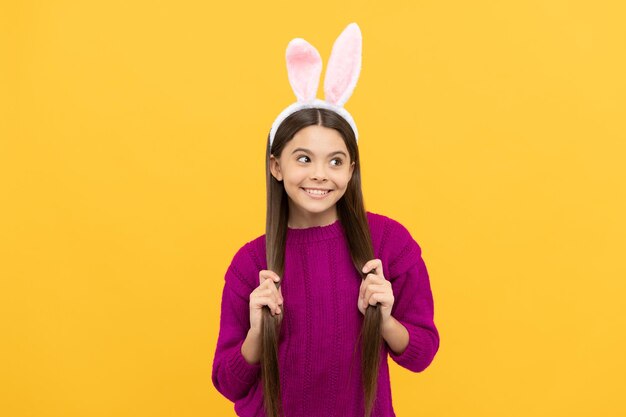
[362,259,384,277]
[254,296,281,314]
[259,270,281,285]
[363,284,388,306]
[367,292,390,306]
[361,259,374,274]
[365,273,386,284]
[359,276,380,303]
[251,294,274,307]
[368,291,394,307]
[267,280,283,304]
[261,279,283,304]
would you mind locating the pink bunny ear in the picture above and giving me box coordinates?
[323,23,362,107]
[286,38,322,102]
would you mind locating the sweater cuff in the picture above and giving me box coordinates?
[228,339,262,384]
[387,321,435,372]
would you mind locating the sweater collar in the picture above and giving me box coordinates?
[286,218,344,244]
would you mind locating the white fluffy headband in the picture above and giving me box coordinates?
[269,22,362,148]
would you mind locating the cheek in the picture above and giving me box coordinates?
[334,172,352,188]
[287,173,308,186]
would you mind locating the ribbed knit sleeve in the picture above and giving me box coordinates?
[211,243,262,402]
[384,218,440,373]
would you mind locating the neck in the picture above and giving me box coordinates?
[287,203,339,229]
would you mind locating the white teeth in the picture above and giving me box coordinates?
[304,188,329,195]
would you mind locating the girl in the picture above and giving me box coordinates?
[212,23,439,417]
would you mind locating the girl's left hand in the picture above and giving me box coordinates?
[358,259,394,323]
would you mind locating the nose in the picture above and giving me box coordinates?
[311,162,328,181]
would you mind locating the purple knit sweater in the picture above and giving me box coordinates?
[212,211,440,417]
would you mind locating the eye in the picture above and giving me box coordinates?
[296,155,343,166]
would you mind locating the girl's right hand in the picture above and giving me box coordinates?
[249,270,284,334]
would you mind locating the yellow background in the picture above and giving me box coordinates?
[1,1,625,416]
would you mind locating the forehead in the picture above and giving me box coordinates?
[286,125,347,153]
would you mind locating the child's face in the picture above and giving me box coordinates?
[269,125,355,226]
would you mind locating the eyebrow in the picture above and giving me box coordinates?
[291,148,348,157]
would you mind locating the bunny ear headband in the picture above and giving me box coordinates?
[269,22,362,148]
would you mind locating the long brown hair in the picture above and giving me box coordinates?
[263,108,383,417]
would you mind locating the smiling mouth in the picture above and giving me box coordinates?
[301,187,332,196]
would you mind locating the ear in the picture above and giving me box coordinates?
[323,23,362,107]
[286,38,323,102]
[269,154,283,181]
